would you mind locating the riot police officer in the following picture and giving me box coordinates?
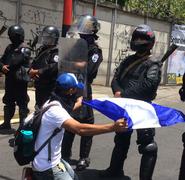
[0,25,30,130]
[178,73,185,180]
[29,25,59,109]
[61,14,103,171]
[99,24,161,180]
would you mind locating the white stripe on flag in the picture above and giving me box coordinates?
[105,98,161,129]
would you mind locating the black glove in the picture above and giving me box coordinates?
[179,87,185,101]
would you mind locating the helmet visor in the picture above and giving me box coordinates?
[68,15,100,35]
[39,31,56,46]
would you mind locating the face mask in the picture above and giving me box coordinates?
[64,93,78,106]
[79,34,95,45]
[41,36,55,46]
[9,35,23,45]
[50,90,78,113]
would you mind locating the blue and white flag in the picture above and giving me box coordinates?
[83,98,185,129]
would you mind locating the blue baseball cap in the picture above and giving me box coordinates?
[56,73,84,90]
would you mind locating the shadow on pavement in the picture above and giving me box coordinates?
[76,169,131,180]
[0,175,15,180]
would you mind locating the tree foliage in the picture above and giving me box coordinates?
[105,0,185,23]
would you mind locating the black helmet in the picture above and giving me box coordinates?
[8,25,24,44]
[68,14,100,35]
[130,24,155,52]
[39,25,60,46]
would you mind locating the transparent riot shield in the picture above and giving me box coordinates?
[58,37,88,97]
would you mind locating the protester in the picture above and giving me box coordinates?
[29,25,59,109]
[61,14,103,171]
[0,25,31,130]
[99,24,162,180]
[32,73,127,180]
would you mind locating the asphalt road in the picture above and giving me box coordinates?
[0,85,185,180]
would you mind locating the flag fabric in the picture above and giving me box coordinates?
[83,98,185,129]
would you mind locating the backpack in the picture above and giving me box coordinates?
[14,103,61,166]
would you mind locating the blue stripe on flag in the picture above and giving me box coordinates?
[152,103,185,126]
[83,99,133,128]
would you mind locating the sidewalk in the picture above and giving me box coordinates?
[0,85,181,123]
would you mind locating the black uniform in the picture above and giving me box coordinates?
[107,53,161,179]
[62,14,102,171]
[62,42,103,165]
[99,24,161,180]
[0,43,30,128]
[178,73,185,180]
[31,46,58,108]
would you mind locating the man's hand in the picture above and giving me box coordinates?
[29,68,39,79]
[114,91,122,98]
[2,65,9,74]
[73,96,83,110]
[113,118,128,132]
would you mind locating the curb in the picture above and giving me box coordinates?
[0,118,19,125]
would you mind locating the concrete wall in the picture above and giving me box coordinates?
[0,0,171,87]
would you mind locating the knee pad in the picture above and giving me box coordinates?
[138,141,158,155]
[137,128,155,145]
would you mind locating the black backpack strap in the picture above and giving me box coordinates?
[34,128,61,157]
[40,103,56,114]
[33,103,60,158]
[48,140,52,162]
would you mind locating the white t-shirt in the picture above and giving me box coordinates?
[32,100,72,172]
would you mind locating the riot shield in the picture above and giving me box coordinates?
[58,37,88,97]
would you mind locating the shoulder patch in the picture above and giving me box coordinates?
[53,55,59,62]
[92,53,99,63]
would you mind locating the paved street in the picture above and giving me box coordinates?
[0,85,185,180]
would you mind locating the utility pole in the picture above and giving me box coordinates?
[16,0,22,25]
[62,0,73,37]
[106,0,117,86]
[93,0,98,16]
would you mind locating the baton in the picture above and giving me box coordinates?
[161,44,178,63]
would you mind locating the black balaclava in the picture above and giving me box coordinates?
[9,34,24,47]
[79,34,99,45]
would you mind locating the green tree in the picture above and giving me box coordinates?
[128,0,185,23]
[106,0,185,23]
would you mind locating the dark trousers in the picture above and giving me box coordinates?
[108,128,157,180]
[62,117,94,159]
[2,79,29,126]
[179,132,185,180]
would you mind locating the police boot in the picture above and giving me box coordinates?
[0,105,15,130]
[99,145,128,178]
[139,142,157,180]
[19,107,29,128]
[178,132,185,180]
[76,158,90,171]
